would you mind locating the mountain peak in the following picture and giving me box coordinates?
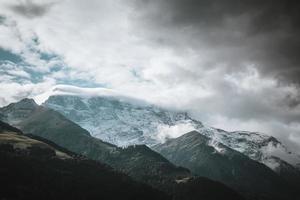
[177,131,210,142]
[18,98,38,107]
[2,98,39,111]
[184,130,203,136]
[9,98,39,112]
[0,98,40,125]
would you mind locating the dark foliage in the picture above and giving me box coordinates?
[173,177,245,200]
[0,120,22,133]
[0,144,170,200]
[106,145,191,194]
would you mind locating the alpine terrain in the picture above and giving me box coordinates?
[0,102,246,200]
[42,86,300,175]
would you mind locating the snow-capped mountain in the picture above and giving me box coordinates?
[197,127,300,172]
[44,94,201,147]
[153,130,298,200]
[42,86,300,172]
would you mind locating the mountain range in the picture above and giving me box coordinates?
[0,121,169,200]
[0,98,191,194]
[43,92,300,185]
[154,131,297,200]
[0,114,244,200]
[1,87,300,199]
[43,93,300,174]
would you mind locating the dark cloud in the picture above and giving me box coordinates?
[9,0,54,18]
[132,0,300,85]
[283,93,300,109]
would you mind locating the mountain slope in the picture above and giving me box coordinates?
[0,121,169,200]
[44,95,201,146]
[0,99,194,194]
[173,177,245,200]
[43,94,300,174]
[154,131,298,200]
[0,98,117,163]
[197,127,300,171]
[106,144,191,193]
[0,105,245,200]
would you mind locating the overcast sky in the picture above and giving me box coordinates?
[0,0,300,153]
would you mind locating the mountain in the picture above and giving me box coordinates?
[0,99,199,194]
[153,131,298,200]
[0,98,116,162]
[44,94,201,146]
[197,127,300,171]
[43,93,300,173]
[0,121,169,200]
[0,112,245,200]
[264,155,300,189]
[105,144,191,193]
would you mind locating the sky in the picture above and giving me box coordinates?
[0,0,300,153]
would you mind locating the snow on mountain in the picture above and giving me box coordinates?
[38,85,199,146]
[196,127,300,171]
[43,92,201,147]
[41,85,300,171]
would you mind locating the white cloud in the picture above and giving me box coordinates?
[0,78,55,107]
[0,18,24,53]
[33,84,139,105]
[0,61,30,79]
[155,122,195,143]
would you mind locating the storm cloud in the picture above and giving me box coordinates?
[132,0,300,85]
[8,0,55,18]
